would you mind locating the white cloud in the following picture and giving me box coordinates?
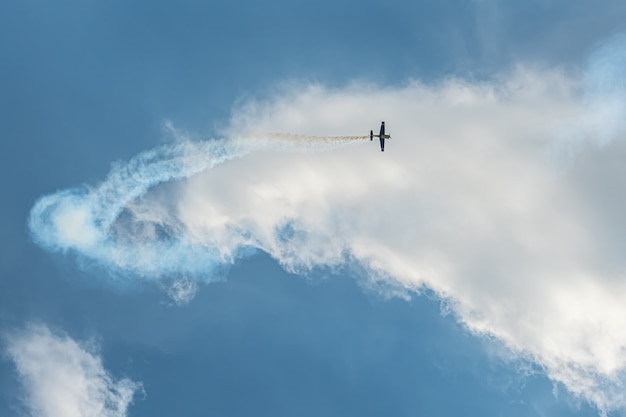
[27,33,626,416]
[5,324,142,417]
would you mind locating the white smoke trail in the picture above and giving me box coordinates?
[28,134,366,278]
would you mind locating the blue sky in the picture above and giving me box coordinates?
[3,1,626,416]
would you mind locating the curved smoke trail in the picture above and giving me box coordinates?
[28,134,365,279]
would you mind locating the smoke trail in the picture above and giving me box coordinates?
[29,140,235,278]
[254,133,370,142]
[28,133,366,279]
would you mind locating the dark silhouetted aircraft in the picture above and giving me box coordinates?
[370,121,390,151]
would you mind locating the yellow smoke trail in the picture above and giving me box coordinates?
[246,133,370,147]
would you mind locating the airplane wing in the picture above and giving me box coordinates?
[379,122,385,136]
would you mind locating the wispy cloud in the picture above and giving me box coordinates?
[165,278,199,306]
[27,33,626,415]
[4,324,142,417]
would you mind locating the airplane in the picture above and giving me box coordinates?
[370,121,391,151]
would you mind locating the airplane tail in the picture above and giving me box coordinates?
[370,130,373,141]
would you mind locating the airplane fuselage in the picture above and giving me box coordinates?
[370,121,390,151]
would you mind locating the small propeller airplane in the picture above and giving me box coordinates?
[370,121,391,151]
